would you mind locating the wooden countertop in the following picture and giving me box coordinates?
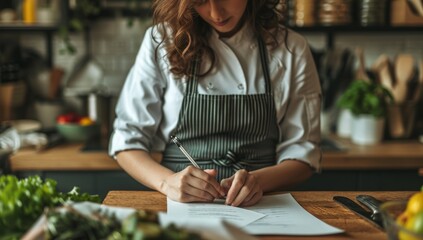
[10,144,120,171]
[9,136,423,172]
[322,136,423,170]
[103,190,414,240]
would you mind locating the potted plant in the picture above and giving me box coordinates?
[337,79,394,145]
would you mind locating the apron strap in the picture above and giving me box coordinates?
[258,37,272,94]
[187,57,200,94]
[212,149,244,171]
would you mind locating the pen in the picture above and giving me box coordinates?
[170,135,201,169]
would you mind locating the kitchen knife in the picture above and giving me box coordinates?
[333,196,384,230]
[356,195,383,223]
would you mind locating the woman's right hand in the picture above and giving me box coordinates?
[162,166,225,203]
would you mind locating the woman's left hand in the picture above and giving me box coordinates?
[220,169,263,207]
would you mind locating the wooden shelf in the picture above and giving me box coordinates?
[289,25,423,48]
[0,0,68,67]
[290,25,423,33]
[0,22,60,31]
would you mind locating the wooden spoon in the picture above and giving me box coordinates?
[414,59,423,101]
[394,54,415,103]
[373,55,405,138]
[355,47,370,82]
[408,0,423,16]
[372,54,394,90]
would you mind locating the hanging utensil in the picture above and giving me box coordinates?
[394,54,415,103]
[413,60,423,101]
[373,55,405,138]
[372,54,394,91]
[407,0,423,16]
[355,47,370,82]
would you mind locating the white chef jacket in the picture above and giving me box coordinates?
[109,23,322,171]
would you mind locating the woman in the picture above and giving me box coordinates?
[109,0,321,207]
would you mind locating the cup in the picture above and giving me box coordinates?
[34,101,65,128]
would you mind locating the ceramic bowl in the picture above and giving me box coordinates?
[56,123,99,142]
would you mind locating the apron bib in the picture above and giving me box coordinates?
[162,37,278,182]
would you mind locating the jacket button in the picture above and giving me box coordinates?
[238,84,244,90]
[207,82,215,90]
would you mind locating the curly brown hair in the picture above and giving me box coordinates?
[151,0,287,78]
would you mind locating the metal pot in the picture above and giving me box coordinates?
[80,92,113,145]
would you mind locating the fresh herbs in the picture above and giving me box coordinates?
[337,80,394,117]
[46,206,121,240]
[118,211,202,240]
[0,175,100,239]
[44,206,202,240]
[0,175,202,240]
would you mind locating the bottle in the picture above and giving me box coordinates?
[23,0,37,24]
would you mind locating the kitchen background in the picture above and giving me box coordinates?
[1,0,422,139]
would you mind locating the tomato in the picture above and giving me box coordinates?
[56,115,70,124]
[56,112,81,124]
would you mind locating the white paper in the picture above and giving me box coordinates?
[167,198,265,228]
[167,194,344,236]
[243,194,344,235]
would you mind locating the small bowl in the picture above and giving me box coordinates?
[380,201,423,240]
[56,123,100,142]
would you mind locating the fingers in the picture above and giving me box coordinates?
[166,166,225,203]
[166,167,262,206]
[240,190,263,207]
[220,175,234,194]
[225,169,248,205]
[223,169,263,207]
[188,167,226,197]
[204,169,217,177]
[167,183,215,202]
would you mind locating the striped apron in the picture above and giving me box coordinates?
[162,38,279,182]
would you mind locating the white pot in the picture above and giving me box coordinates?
[336,109,352,138]
[351,115,385,145]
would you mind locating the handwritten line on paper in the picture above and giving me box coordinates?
[167,198,265,228]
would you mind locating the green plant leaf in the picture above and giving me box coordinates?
[337,80,393,117]
[0,175,100,238]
